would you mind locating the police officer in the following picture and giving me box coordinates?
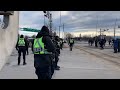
[113,38,118,53]
[16,35,28,65]
[99,39,104,49]
[60,39,64,50]
[69,38,74,51]
[33,26,55,79]
[54,36,61,70]
[25,37,29,55]
[95,37,98,47]
[118,38,120,52]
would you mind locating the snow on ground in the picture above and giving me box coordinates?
[0,43,120,79]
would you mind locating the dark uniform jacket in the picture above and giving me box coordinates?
[16,38,28,50]
[33,28,56,68]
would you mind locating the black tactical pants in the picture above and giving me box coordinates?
[54,55,59,68]
[114,47,118,53]
[34,55,52,79]
[35,66,51,79]
[69,43,73,51]
[18,48,26,65]
[95,42,98,47]
[118,47,120,52]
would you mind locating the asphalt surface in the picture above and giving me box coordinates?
[0,43,120,79]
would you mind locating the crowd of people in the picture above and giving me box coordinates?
[16,26,64,79]
[88,37,106,49]
[88,36,120,53]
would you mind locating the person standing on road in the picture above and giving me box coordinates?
[16,35,28,65]
[118,38,120,52]
[60,38,64,50]
[25,36,29,55]
[33,26,55,79]
[108,38,112,45]
[103,38,106,46]
[68,38,74,51]
[113,38,118,53]
[99,39,104,49]
[95,37,98,47]
[54,36,61,70]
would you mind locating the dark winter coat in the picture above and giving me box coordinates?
[33,26,56,68]
[16,36,28,50]
[69,39,74,47]
[118,39,120,48]
[113,39,118,48]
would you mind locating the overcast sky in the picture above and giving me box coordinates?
[19,11,120,37]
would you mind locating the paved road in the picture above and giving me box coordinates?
[53,45,120,79]
[0,44,120,79]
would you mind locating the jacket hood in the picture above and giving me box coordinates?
[36,26,50,38]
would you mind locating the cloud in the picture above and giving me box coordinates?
[19,11,120,36]
[19,11,44,29]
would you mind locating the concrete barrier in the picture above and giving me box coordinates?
[0,11,19,70]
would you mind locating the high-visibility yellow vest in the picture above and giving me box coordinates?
[18,38,25,46]
[70,39,73,43]
[33,37,52,54]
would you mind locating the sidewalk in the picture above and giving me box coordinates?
[0,48,37,79]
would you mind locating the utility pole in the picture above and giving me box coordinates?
[114,18,117,39]
[59,11,61,38]
[59,26,60,37]
[100,28,101,38]
[44,14,45,25]
[96,16,98,36]
[43,11,46,26]
[100,29,101,36]
[63,23,64,39]
[49,13,52,31]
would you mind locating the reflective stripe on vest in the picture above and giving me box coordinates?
[18,38,25,46]
[33,37,52,54]
[70,39,73,43]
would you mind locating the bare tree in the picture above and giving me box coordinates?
[65,33,74,39]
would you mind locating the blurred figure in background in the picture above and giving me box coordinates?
[16,35,28,65]
[68,38,74,51]
[25,36,29,55]
[113,38,118,53]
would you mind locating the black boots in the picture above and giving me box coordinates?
[23,62,27,65]
[55,66,60,70]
